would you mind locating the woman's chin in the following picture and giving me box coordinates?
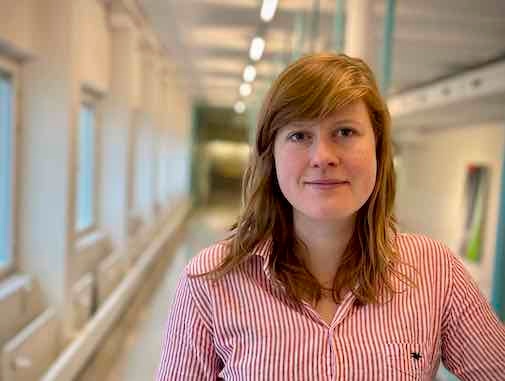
[297,207,357,223]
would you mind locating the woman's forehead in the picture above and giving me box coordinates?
[280,100,370,129]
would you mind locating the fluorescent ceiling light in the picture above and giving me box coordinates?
[260,0,278,22]
[249,37,265,61]
[239,83,252,97]
[243,65,256,82]
[234,101,246,114]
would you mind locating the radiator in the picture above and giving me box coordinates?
[0,275,41,354]
[127,214,143,238]
[96,252,126,306]
[71,274,94,333]
[1,308,60,381]
[40,199,190,381]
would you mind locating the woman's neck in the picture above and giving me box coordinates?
[294,212,355,288]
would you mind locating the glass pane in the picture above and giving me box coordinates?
[76,104,95,231]
[0,74,12,266]
[159,150,165,202]
[76,107,85,230]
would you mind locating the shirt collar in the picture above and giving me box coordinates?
[250,238,292,294]
[249,237,359,303]
[250,237,272,274]
[251,236,272,255]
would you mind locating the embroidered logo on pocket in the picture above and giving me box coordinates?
[385,342,431,379]
[410,352,422,361]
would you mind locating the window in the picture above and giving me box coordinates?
[0,72,13,267]
[76,102,96,232]
[158,138,168,204]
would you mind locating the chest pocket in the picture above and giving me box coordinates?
[384,342,433,380]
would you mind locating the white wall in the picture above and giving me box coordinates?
[2,0,193,341]
[139,47,158,116]
[395,122,505,297]
[168,82,192,198]
[99,16,140,250]
[0,0,36,57]
[132,112,156,221]
[19,0,80,337]
[76,0,111,93]
[108,20,140,109]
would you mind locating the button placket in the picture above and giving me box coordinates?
[331,292,356,328]
[326,329,335,380]
[327,328,337,381]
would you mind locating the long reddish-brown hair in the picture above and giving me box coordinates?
[193,53,414,305]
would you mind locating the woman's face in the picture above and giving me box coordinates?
[273,100,377,224]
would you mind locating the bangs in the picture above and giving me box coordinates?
[268,55,375,132]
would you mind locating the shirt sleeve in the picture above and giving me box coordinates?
[441,252,505,381]
[156,271,221,380]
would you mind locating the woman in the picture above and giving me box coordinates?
[156,53,505,380]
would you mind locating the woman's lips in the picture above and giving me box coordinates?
[304,180,350,189]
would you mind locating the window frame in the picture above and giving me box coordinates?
[158,132,169,206]
[75,91,101,239]
[130,112,147,219]
[0,56,19,279]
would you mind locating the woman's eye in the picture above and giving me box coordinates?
[336,128,355,137]
[288,132,309,142]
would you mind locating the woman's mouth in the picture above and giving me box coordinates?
[304,179,350,189]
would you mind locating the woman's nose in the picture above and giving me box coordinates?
[310,137,340,168]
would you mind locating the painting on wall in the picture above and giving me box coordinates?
[459,164,491,263]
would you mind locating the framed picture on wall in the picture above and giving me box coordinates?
[459,164,490,263]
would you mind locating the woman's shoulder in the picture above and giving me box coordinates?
[396,232,452,255]
[185,240,231,277]
[395,232,455,273]
[393,233,460,308]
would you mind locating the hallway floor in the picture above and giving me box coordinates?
[103,204,238,381]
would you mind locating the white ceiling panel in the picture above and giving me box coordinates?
[197,57,246,73]
[189,26,253,50]
[202,76,241,88]
[139,0,505,109]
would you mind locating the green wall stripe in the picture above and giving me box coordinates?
[334,0,345,53]
[492,134,505,321]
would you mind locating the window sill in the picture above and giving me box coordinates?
[0,262,15,282]
[75,229,109,256]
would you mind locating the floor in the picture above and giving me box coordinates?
[103,203,239,381]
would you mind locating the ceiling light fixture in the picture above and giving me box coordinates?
[243,65,256,82]
[239,83,252,97]
[234,101,246,114]
[260,0,279,22]
[249,37,265,61]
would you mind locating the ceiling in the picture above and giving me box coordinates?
[139,0,505,112]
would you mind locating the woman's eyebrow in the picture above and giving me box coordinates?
[282,122,313,131]
[333,118,361,126]
[284,118,362,130]
[288,120,314,127]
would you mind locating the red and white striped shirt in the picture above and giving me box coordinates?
[156,233,505,380]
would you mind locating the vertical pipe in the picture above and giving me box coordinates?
[310,0,321,52]
[334,0,345,53]
[283,29,291,66]
[306,6,314,53]
[492,137,505,321]
[291,11,305,61]
[344,0,375,65]
[381,0,396,95]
